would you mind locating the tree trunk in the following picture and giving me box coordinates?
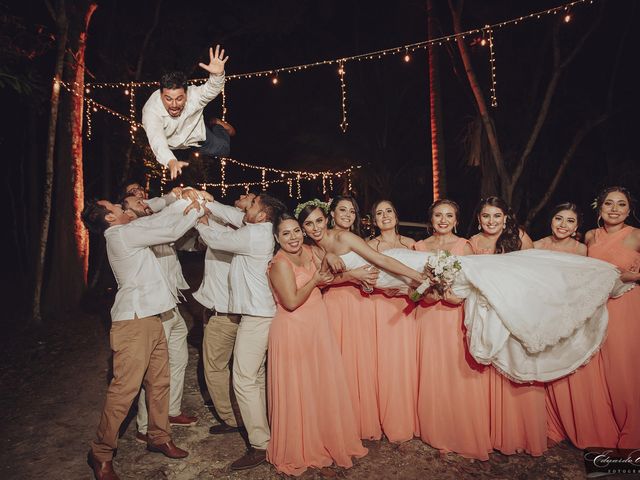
[427,0,446,201]
[448,0,508,200]
[32,0,68,324]
[43,0,97,314]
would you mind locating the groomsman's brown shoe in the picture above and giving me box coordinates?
[135,431,148,444]
[147,441,189,459]
[169,412,198,426]
[87,450,120,480]
[209,422,243,435]
[230,447,267,470]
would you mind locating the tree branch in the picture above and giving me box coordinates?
[525,113,609,227]
[510,11,602,200]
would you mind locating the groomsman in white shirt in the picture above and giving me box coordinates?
[193,192,256,434]
[195,193,285,470]
[142,45,228,180]
[120,193,199,441]
[82,197,203,480]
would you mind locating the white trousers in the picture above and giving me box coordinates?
[232,314,272,449]
[137,308,189,433]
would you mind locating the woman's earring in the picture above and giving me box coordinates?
[597,216,603,228]
[454,224,458,234]
[571,231,576,237]
[477,224,482,231]
[302,231,307,237]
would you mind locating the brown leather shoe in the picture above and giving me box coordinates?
[88,450,120,480]
[147,441,189,459]
[135,431,148,444]
[230,448,266,471]
[169,412,198,426]
[209,422,243,435]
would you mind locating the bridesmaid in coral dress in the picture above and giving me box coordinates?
[320,196,382,440]
[414,199,492,459]
[469,196,547,457]
[266,214,367,476]
[298,201,425,441]
[535,203,619,448]
[366,200,420,443]
[586,187,640,449]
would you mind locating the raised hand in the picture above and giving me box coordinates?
[183,199,202,215]
[168,159,189,180]
[198,45,228,77]
[181,187,202,202]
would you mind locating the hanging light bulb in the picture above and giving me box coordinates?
[271,76,279,85]
[564,13,571,23]
[124,89,130,95]
[480,38,487,47]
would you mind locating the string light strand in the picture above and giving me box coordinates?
[86,0,596,89]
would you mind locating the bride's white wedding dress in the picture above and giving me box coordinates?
[340,248,634,383]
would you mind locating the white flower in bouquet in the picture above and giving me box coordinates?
[410,250,462,302]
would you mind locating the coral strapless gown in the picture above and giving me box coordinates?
[267,248,368,476]
[469,237,547,456]
[539,239,619,448]
[323,283,381,440]
[414,238,492,460]
[589,226,640,448]
[370,287,419,443]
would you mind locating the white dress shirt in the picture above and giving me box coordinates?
[146,192,178,213]
[146,192,189,297]
[142,73,225,167]
[105,199,201,321]
[195,202,276,317]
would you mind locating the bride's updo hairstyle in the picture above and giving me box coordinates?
[426,199,461,235]
[471,196,522,254]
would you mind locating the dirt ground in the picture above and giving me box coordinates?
[0,254,633,480]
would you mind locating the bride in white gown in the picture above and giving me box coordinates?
[297,201,632,384]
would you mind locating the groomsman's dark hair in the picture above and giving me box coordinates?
[258,194,286,222]
[160,71,188,91]
[82,199,111,234]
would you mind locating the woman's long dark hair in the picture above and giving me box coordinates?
[470,196,522,254]
[549,202,583,241]
[329,195,362,236]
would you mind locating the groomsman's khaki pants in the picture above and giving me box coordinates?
[137,308,189,433]
[233,314,272,449]
[91,315,171,462]
[202,312,242,427]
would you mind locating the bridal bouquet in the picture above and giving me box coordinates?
[410,250,462,302]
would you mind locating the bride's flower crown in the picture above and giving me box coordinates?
[294,199,329,218]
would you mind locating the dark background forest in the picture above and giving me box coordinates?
[2,0,639,324]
